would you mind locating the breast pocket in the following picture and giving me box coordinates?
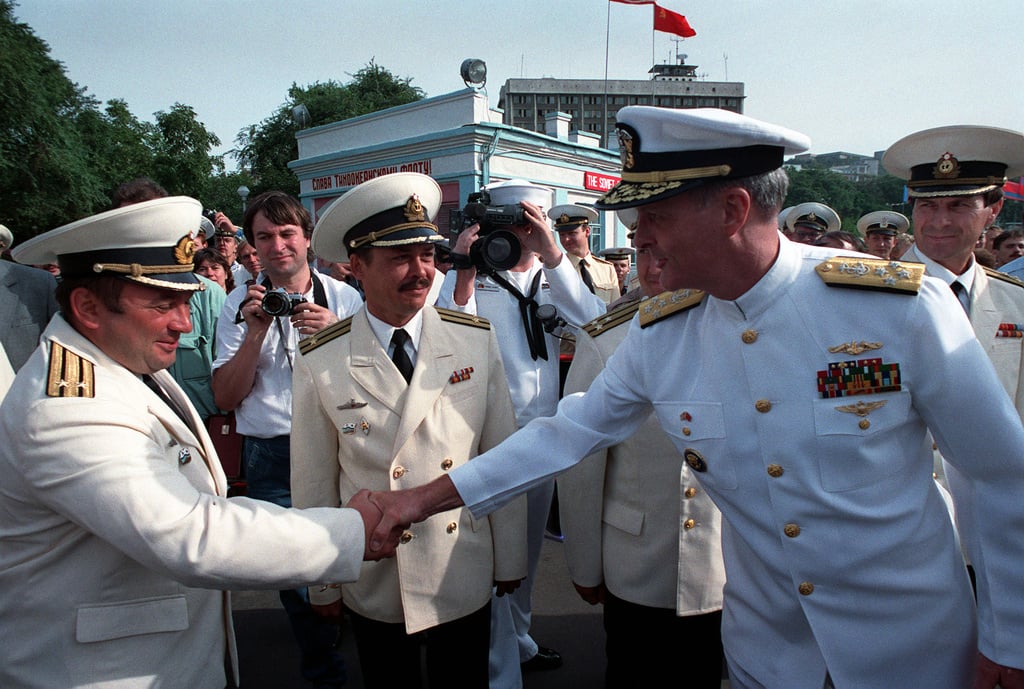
[652,401,736,490]
[174,332,212,383]
[812,390,912,492]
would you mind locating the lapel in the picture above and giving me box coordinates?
[392,308,454,456]
[969,269,1001,353]
[349,310,409,417]
[149,369,228,494]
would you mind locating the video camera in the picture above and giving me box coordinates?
[448,190,523,273]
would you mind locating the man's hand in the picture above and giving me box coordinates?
[572,581,606,606]
[973,652,1024,689]
[290,302,339,337]
[513,201,562,268]
[346,489,397,561]
[495,578,524,597]
[365,478,465,555]
[237,282,273,333]
[213,211,236,236]
[453,223,481,258]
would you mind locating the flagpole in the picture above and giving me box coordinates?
[650,7,656,105]
[603,1,612,148]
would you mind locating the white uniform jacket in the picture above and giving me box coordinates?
[904,244,1024,414]
[558,302,725,614]
[0,316,365,689]
[437,256,605,426]
[449,239,1024,689]
[290,306,527,634]
[566,252,620,306]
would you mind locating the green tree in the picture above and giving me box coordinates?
[151,103,222,201]
[0,0,106,235]
[234,60,425,197]
[76,98,159,197]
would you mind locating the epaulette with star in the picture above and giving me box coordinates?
[299,317,353,355]
[815,257,923,294]
[584,300,640,338]
[46,342,95,398]
[983,266,1024,289]
[638,289,706,328]
[435,307,491,330]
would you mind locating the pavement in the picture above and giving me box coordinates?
[233,533,731,688]
[234,536,607,689]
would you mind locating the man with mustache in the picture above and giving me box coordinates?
[290,172,526,688]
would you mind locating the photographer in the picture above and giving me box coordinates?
[438,179,604,688]
[211,191,362,689]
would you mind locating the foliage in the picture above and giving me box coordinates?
[784,166,908,234]
[0,2,225,242]
[0,0,105,235]
[151,103,222,200]
[233,60,425,197]
[202,170,257,224]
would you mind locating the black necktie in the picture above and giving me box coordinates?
[390,329,414,384]
[142,374,191,428]
[578,259,596,294]
[950,281,970,314]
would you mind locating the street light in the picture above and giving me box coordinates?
[237,185,250,216]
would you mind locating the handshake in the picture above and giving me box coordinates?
[344,477,464,560]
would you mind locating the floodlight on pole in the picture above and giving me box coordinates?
[460,59,487,90]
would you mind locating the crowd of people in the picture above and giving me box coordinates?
[1,106,1023,689]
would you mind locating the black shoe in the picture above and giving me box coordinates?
[521,646,563,672]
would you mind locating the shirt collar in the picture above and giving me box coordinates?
[365,308,424,355]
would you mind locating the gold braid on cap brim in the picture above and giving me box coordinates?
[91,262,204,291]
[907,184,1001,199]
[93,262,196,276]
[621,164,732,183]
[348,223,441,250]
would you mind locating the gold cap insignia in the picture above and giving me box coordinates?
[618,128,635,171]
[933,152,961,179]
[558,213,570,224]
[174,235,195,265]
[404,194,425,222]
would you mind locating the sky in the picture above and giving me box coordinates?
[13,0,1024,168]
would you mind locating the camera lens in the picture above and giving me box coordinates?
[261,290,292,317]
[474,230,521,272]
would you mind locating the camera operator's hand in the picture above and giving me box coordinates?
[452,223,480,266]
[213,211,236,236]
[238,282,273,338]
[290,302,339,337]
[513,201,563,268]
[451,223,480,307]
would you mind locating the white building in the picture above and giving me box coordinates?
[290,88,631,252]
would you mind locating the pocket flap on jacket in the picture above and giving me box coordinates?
[76,595,189,643]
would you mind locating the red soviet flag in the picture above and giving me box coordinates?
[653,4,696,37]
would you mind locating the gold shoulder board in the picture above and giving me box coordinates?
[435,307,492,330]
[299,317,353,355]
[46,342,95,398]
[639,289,706,328]
[983,266,1024,289]
[815,257,923,295]
[584,301,640,337]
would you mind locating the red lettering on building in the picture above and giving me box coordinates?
[584,171,620,192]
